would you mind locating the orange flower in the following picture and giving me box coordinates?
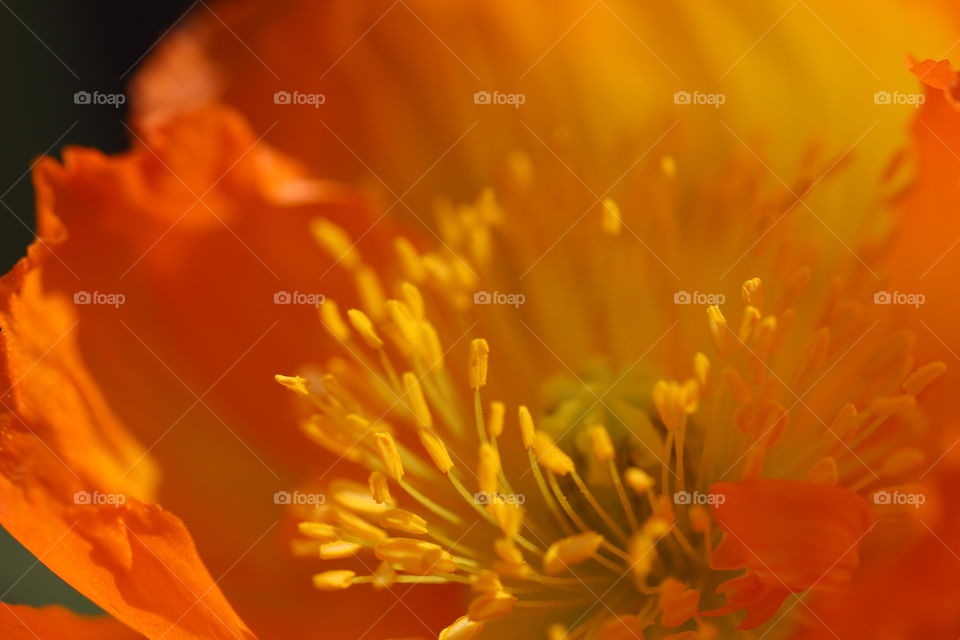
[3,1,960,639]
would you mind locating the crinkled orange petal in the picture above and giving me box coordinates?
[703,479,873,628]
[906,55,958,90]
[30,104,434,638]
[0,604,142,639]
[0,232,255,640]
[796,57,960,640]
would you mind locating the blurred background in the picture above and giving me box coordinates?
[0,0,194,612]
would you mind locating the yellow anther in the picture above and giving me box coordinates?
[903,361,947,395]
[312,570,355,591]
[601,198,622,236]
[661,155,677,178]
[547,624,568,640]
[355,265,386,320]
[653,379,699,430]
[543,532,604,574]
[373,561,396,590]
[468,338,490,389]
[333,508,388,542]
[379,508,428,535]
[318,541,362,559]
[741,277,763,308]
[319,299,351,342]
[297,522,338,541]
[467,590,517,622]
[707,305,735,357]
[419,321,445,368]
[395,237,426,282]
[753,315,778,356]
[624,467,654,493]
[628,533,657,579]
[373,432,404,480]
[693,352,711,392]
[494,537,525,565]
[332,480,389,514]
[508,150,534,187]
[642,516,670,537]
[402,372,433,428]
[488,501,523,539]
[439,616,484,640]
[471,570,503,593]
[309,218,360,270]
[368,471,391,504]
[375,538,456,575]
[487,401,505,439]
[478,443,500,495]
[518,405,536,449]
[386,299,420,352]
[274,374,311,397]
[418,428,453,474]
[401,281,425,319]
[739,305,762,342]
[347,309,383,349]
[587,424,615,462]
[534,431,575,476]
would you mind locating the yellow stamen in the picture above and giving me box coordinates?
[519,405,536,449]
[587,424,614,462]
[601,199,622,236]
[310,218,360,270]
[439,616,484,640]
[418,427,454,473]
[543,532,605,574]
[318,541,362,559]
[903,361,947,395]
[274,374,310,397]
[534,431,575,476]
[347,309,383,349]
[312,570,355,591]
[478,443,500,495]
[402,371,433,428]
[319,299,351,342]
[373,432,404,480]
[468,590,517,621]
[469,338,490,389]
[380,508,429,535]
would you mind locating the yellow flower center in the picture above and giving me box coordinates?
[276,149,942,639]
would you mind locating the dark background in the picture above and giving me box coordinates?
[0,0,195,612]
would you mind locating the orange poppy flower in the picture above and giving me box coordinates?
[2,1,960,639]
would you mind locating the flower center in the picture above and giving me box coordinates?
[276,151,943,639]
